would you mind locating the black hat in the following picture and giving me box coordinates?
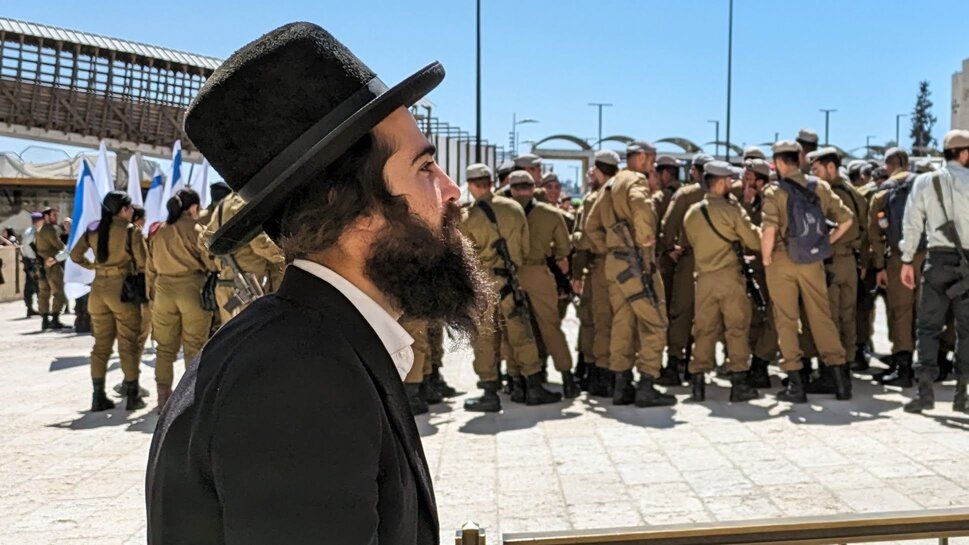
[187,22,445,254]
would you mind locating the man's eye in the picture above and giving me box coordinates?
[420,160,435,172]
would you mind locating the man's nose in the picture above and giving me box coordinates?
[438,167,461,202]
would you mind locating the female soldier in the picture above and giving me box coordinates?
[147,188,213,410]
[70,191,147,411]
[131,205,152,354]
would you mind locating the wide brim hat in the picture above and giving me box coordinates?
[186,22,445,254]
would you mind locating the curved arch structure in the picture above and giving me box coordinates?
[591,135,635,148]
[655,137,702,154]
[532,134,592,151]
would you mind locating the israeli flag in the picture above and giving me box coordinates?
[163,140,184,206]
[144,165,166,235]
[93,140,115,198]
[64,160,101,300]
[189,159,210,208]
[127,154,144,207]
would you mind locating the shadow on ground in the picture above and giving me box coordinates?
[46,408,158,434]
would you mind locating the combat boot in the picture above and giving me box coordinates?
[510,376,527,403]
[612,370,635,405]
[832,365,851,400]
[90,378,115,412]
[41,314,50,331]
[525,372,562,406]
[561,371,580,399]
[26,306,37,318]
[114,381,149,398]
[420,381,443,405]
[156,383,173,412]
[874,353,899,380]
[581,364,597,392]
[587,366,613,398]
[881,351,913,388]
[936,349,953,383]
[123,380,147,410]
[574,354,589,389]
[49,313,67,330]
[689,373,705,402]
[903,376,935,414]
[850,344,869,372]
[953,381,968,413]
[428,369,458,398]
[730,372,760,402]
[777,371,807,403]
[804,364,837,394]
[747,356,771,389]
[464,381,501,412]
[634,376,677,408]
[405,383,429,415]
[656,356,683,386]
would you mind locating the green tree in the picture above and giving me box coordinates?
[910,80,938,151]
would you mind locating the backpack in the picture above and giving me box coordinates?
[885,173,926,253]
[778,176,832,264]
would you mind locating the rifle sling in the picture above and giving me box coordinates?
[697,202,734,246]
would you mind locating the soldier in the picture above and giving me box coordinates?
[541,171,577,318]
[742,158,778,386]
[585,149,677,407]
[652,155,683,221]
[70,191,148,411]
[400,317,439,415]
[461,164,560,411]
[495,159,515,190]
[762,140,854,403]
[796,128,819,173]
[682,161,762,401]
[659,153,714,384]
[19,212,44,318]
[743,145,766,161]
[35,206,69,330]
[901,129,969,413]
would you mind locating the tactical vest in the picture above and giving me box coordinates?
[885,174,926,254]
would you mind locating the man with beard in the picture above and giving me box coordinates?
[146,23,489,544]
[796,128,820,173]
[742,158,778,387]
[461,164,561,410]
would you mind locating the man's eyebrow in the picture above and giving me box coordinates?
[411,144,437,165]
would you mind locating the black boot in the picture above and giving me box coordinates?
[49,313,67,330]
[405,383,429,415]
[850,345,870,371]
[26,306,37,318]
[612,370,635,405]
[656,356,683,386]
[501,373,513,395]
[561,371,580,399]
[747,356,771,389]
[936,349,953,383]
[465,381,501,412]
[777,371,807,403]
[832,365,851,400]
[510,376,527,403]
[903,376,935,413]
[873,353,898,380]
[781,358,812,387]
[525,372,562,405]
[730,372,760,402]
[574,354,589,388]
[882,351,913,387]
[41,314,50,331]
[804,364,837,394]
[953,381,968,413]
[429,369,458,398]
[634,376,677,407]
[690,373,705,402]
[90,378,115,412]
[124,380,147,410]
[588,366,613,398]
[420,381,443,405]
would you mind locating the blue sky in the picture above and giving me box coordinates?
[2,0,968,176]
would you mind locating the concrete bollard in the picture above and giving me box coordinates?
[455,520,485,545]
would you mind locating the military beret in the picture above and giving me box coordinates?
[703,160,735,178]
[514,153,542,168]
[772,140,802,155]
[745,158,771,177]
[884,147,909,163]
[655,155,681,168]
[805,150,821,163]
[914,158,936,173]
[847,160,866,175]
[466,162,493,181]
[692,153,714,167]
[943,129,969,150]
[808,146,840,163]
[541,171,559,185]
[743,146,766,160]
[594,149,621,166]
[497,159,515,176]
[507,170,535,186]
[30,212,43,221]
[626,140,657,155]
[796,128,819,144]
[872,166,889,180]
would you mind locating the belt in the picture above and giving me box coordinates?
[94,268,128,277]
[157,271,203,278]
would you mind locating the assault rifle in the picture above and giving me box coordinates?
[929,172,969,299]
[475,199,534,339]
[733,242,767,312]
[610,220,660,310]
[220,254,265,313]
[546,255,576,303]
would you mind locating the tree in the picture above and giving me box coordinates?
[910,80,938,151]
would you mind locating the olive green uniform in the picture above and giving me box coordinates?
[35,222,67,315]
[571,190,599,365]
[682,194,762,373]
[574,188,613,371]
[459,192,541,381]
[401,318,432,384]
[586,169,667,378]
[70,218,147,381]
[742,192,778,361]
[652,183,681,314]
[855,182,880,351]
[762,172,854,370]
[147,215,214,387]
[660,183,705,360]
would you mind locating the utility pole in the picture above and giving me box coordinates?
[725,0,734,160]
[895,113,909,147]
[819,108,837,146]
[475,0,481,161]
[588,102,612,149]
[865,135,876,159]
[708,120,720,157]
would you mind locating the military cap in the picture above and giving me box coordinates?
[796,128,819,144]
[745,158,771,177]
[872,166,889,180]
[943,129,969,150]
[594,149,621,166]
[703,160,735,178]
[884,147,908,163]
[466,162,493,181]
[507,170,535,186]
[692,153,714,167]
[743,146,766,160]
[808,146,840,163]
[655,155,682,168]
[497,159,515,176]
[626,140,657,155]
[514,153,542,168]
[847,159,866,175]
[772,140,802,155]
[541,171,559,185]
[30,211,43,221]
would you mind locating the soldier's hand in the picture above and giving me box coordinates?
[641,236,656,249]
[900,264,916,290]
[875,269,888,289]
[557,258,570,275]
[572,280,583,296]
[668,245,683,262]
[44,257,56,267]
[860,267,867,280]
[762,252,772,267]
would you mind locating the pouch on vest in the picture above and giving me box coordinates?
[778,177,832,264]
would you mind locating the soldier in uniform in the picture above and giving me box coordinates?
[495,159,515,191]
[796,128,819,173]
[762,140,854,403]
[682,161,762,402]
[35,206,69,330]
[507,169,580,398]
[585,149,676,407]
[659,153,713,384]
[652,155,683,221]
[541,171,577,318]
[743,146,766,161]
[400,317,438,415]
[19,212,44,317]
[741,158,778,386]
[461,164,560,411]
[572,166,609,392]
[147,188,215,410]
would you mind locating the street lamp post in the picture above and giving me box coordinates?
[725,0,734,160]
[708,120,720,157]
[475,0,481,161]
[588,102,613,149]
[896,113,909,148]
[819,108,837,146]
[865,135,876,159]
[509,113,538,158]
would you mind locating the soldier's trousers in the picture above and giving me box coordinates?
[138,302,152,353]
[916,249,969,380]
[689,267,752,374]
[520,264,573,373]
[153,274,213,386]
[88,273,142,381]
[401,318,432,384]
[766,250,846,371]
[23,258,38,309]
[428,322,444,368]
[886,252,923,353]
[471,276,541,382]
[589,256,613,369]
[39,262,66,315]
[749,266,778,361]
[576,271,595,363]
[605,254,668,378]
[800,252,858,360]
[667,252,696,360]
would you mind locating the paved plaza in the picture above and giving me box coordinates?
[1,298,969,544]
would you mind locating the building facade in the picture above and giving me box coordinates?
[954,57,969,130]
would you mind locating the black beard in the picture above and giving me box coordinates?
[364,203,493,337]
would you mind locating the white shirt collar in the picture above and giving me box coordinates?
[292,259,414,380]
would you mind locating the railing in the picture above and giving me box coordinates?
[456,507,969,545]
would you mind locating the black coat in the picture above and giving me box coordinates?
[146,266,439,544]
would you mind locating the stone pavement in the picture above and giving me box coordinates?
[1,298,968,544]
